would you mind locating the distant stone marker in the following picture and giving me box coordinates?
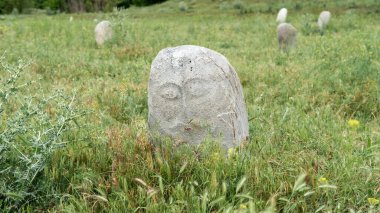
[69,16,73,22]
[318,11,331,31]
[277,23,297,52]
[276,8,287,23]
[148,45,249,149]
[94,20,112,46]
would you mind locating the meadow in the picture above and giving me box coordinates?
[0,0,379,212]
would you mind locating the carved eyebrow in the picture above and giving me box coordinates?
[184,77,207,84]
[184,76,223,84]
[159,82,181,88]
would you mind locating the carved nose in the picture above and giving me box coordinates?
[181,93,192,122]
[184,125,192,132]
[178,103,193,132]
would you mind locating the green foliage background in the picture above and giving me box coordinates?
[0,0,166,14]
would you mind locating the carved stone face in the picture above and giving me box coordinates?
[148,45,248,148]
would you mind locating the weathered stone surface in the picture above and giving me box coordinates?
[277,23,297,52]
[318,11,331,31]
[148,45,249,149]
[276,8,287,23]
[94,20,112,45]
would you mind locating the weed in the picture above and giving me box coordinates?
[0,58,84,209]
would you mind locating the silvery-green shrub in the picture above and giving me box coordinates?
[0,58,83,207]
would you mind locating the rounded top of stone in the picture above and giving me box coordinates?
[320,11,331,16]
[277,23,296,31]
[151,45,234,76]
[96,20,111,27]
[154,45,229,63]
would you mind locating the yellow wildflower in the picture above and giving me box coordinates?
[318,177,328,184]
[211,152,220,161]
[239,204,247,209]
[348,119,360,128]
[228,148,236,158]
[368,197,379,205]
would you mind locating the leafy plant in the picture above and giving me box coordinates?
[0,57,83,208]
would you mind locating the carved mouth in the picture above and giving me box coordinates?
[164,122,205,142]
[168,122,195,133]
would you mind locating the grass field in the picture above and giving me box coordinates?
[0,0,379,212]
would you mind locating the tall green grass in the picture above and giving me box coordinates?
[0,0,379,211]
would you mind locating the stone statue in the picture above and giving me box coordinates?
[95,20,112,46]
[148,45,249,149]
[277,23,297,52]
[318,11,331,31]
[276,8,287,23]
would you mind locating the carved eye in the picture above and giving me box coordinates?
[185,78,209,98]
[159,83,181,100]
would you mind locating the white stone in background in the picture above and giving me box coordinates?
[148,45,249,149]
[276,8,287,23]
[277,23,297,52]
[318,11,331,31]
[69,16,73,22]
[94,20,112,45]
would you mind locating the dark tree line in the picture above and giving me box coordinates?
[0,0,166,14]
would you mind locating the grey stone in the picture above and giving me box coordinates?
[318,11,331,31]
[148,45,249,149]
[277,23,297,52]
[94,20,112,45]
[276,8,287,23]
